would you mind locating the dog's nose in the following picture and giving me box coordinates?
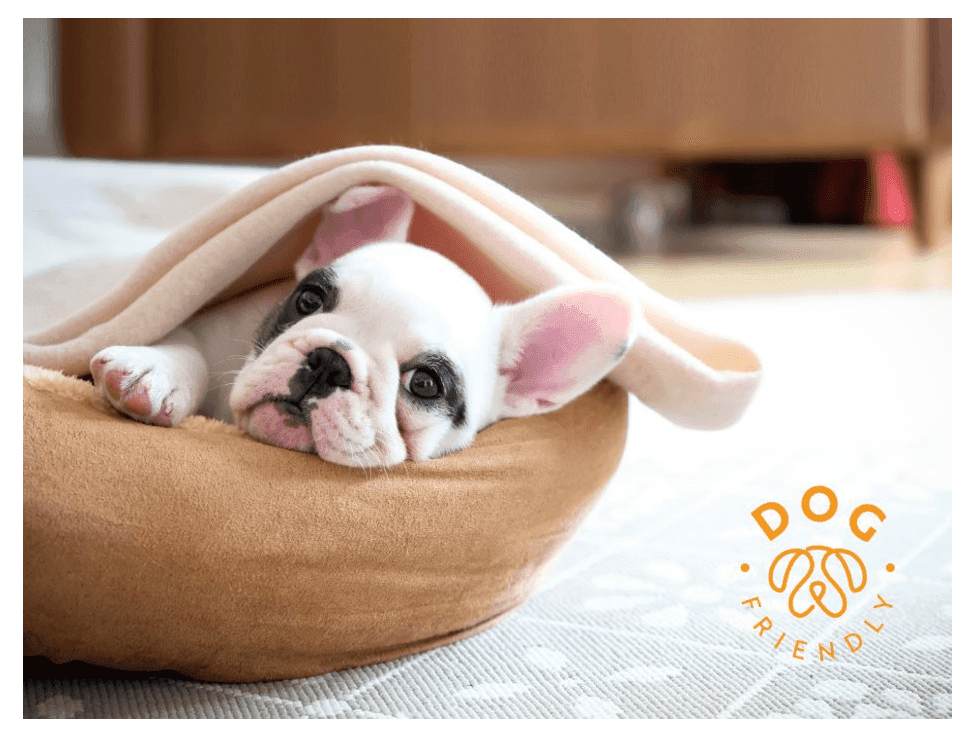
[305,347,353,391]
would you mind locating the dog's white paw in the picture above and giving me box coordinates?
[90,346,191,427]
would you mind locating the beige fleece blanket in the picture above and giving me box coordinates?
[23,145,760,429]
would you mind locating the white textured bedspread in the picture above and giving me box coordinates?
[23,157,950,719]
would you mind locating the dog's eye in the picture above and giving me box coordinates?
[294,287,323,316]
[404,368,442,399]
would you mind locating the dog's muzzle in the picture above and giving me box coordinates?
[230,328,397,465]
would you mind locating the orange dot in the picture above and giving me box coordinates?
[886,563,895,572]
[740,563,750,572]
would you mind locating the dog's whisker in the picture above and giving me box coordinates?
[369,437,390,481]
[348,439,372,478]
[212,371,244,383]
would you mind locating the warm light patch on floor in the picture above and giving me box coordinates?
[619,226,951,300]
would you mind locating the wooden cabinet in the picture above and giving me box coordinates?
[61,19,942,160]
[410,19,928,158]
[59,19,949,249]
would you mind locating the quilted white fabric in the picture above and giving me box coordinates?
[23,158,950,718]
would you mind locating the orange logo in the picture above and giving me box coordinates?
[767,545,866,619]
[739,486,895,662]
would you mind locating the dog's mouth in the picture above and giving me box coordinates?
[243,397,316,453]
[239,391,393,467]
[265,396,308,424]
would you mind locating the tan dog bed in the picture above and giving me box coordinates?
[24,146,760,682]
[24,366,627,683]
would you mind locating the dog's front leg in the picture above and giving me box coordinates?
[90,327,209,427]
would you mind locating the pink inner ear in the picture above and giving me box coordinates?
[296,185,414,276]
[506,319,600,396]
[505,293,633,402]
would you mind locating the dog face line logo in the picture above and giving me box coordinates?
[768,544,867,619]
[738,485,895,662]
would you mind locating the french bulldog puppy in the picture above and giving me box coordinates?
[89,186,636,467]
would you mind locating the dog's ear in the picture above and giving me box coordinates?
[296,185,414,278]
[495,286,637,419]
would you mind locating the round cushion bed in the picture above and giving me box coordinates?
[24,366,628,682]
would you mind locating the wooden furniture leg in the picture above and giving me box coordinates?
[919,147,953,251]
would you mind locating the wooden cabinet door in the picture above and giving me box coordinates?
[61,19,414,159]
[60,18,927,160]
[410,18,926,157]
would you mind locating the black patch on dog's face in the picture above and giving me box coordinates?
[401,351,467,429]
[254,268,339,353]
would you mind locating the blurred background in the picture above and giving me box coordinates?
[24,18,951,299]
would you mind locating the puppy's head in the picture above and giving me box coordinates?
[229,186,637,467]
[230,241,498,466]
